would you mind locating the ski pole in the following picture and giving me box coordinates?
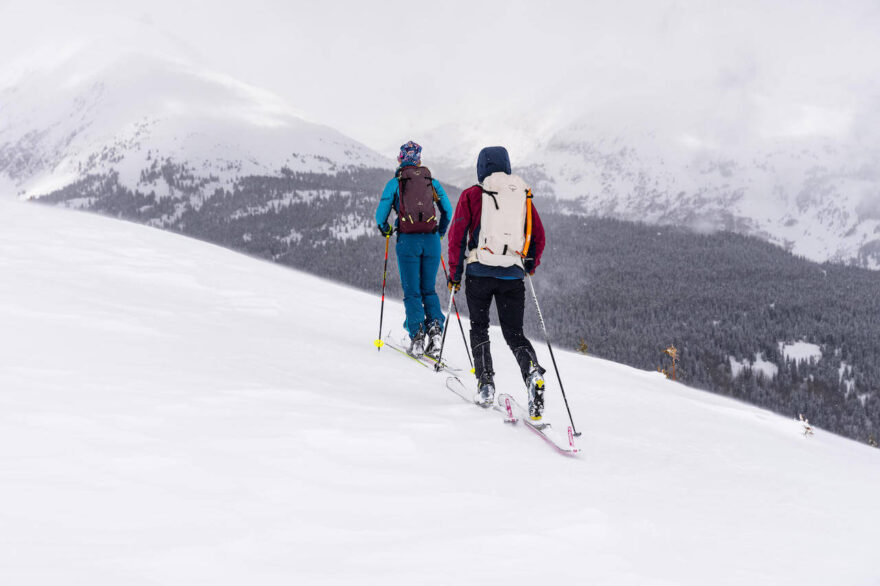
[374,234,390,351]
[527,274,581,436]
[440,256,474,374]
[433,288,456,372]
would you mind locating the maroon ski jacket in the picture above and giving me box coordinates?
[447,184,546,282]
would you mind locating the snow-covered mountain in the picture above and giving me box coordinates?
[2,198,879,585]
[5,42,880,270]
[0,48,393,201]
[420,119,880,269]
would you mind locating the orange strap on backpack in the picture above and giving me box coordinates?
[521,189,534,258]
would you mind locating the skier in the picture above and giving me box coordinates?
[446,146,548,420]
[376,141,453,358]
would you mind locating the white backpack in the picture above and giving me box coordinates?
[470,171,533,269]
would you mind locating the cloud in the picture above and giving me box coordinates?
[1,0,878,151]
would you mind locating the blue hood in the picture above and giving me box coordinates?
[477,146,511,183]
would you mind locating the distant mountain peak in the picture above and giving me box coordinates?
[0,49,393,199]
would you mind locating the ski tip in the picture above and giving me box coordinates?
[374,339,384,349]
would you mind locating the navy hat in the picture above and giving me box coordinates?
[476,146,511,183]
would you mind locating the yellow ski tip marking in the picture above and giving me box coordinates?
[470,368,476,374]
[374,339,384,348]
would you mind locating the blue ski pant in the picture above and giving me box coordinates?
[396,233,445,338]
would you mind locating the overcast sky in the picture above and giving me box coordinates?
[2,0,879,152]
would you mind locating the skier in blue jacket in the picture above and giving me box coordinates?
[376,141,453,358]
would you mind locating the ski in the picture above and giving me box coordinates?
[495,393,580,456]
[445,375,478,404]
[385,338,577,455]
[382,335,461,374]
[422,351,463,373]
[383,339,432,369]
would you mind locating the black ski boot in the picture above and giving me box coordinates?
[423,319,443,360]
[474,373,495,407]
[513,346,546,420]
[408,325,426,357]
[526,366,545,421]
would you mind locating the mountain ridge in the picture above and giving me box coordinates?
[0,50,394,201]
[420,122,880,269]
[5,46,880,268]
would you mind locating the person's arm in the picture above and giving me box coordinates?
[375,177,398,231]
[447,189,474,282]
[527,204,546,274]
[433,179,453,237]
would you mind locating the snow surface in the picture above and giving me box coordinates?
[1,200,879,585]
[780,341,824,363]
[729,353,779,379]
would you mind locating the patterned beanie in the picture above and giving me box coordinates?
[397,140,422,165]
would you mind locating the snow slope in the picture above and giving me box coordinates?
[1,200,879,585]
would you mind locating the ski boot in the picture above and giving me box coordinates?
[474,374,495,408]
[526,367,545,421]
[423,319,443,360]
[408,326,426,357]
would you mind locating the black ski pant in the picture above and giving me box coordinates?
[465,274,545,386]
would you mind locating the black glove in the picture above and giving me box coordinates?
[523,258,535,275]
[378,223,393,237]
[447,277,461,292]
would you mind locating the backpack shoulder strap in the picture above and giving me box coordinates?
[396,167,409,212]
[478,184,500,210]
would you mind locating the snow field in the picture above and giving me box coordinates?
[780,341,823,363]
[1,200,878,585]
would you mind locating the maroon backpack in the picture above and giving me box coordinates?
[396,165,438,234]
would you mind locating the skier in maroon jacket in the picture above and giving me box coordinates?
[447,146,548,420]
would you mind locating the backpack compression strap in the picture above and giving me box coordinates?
[483,189,500,210]
[521,189,533,258]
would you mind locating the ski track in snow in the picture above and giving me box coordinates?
[1,200,878,585]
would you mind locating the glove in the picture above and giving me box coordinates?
[447,277,461,292]
[523,258,535,275]
[377,223,393,237]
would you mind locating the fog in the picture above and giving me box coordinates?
[1,0,879,153]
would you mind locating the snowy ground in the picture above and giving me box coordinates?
[1,200,879,586]
[780,341,824,363]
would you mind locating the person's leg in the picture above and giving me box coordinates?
[495,278,545,383]
[396,235,426,339]
[419,233,444,329]
[465,274,496,384]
